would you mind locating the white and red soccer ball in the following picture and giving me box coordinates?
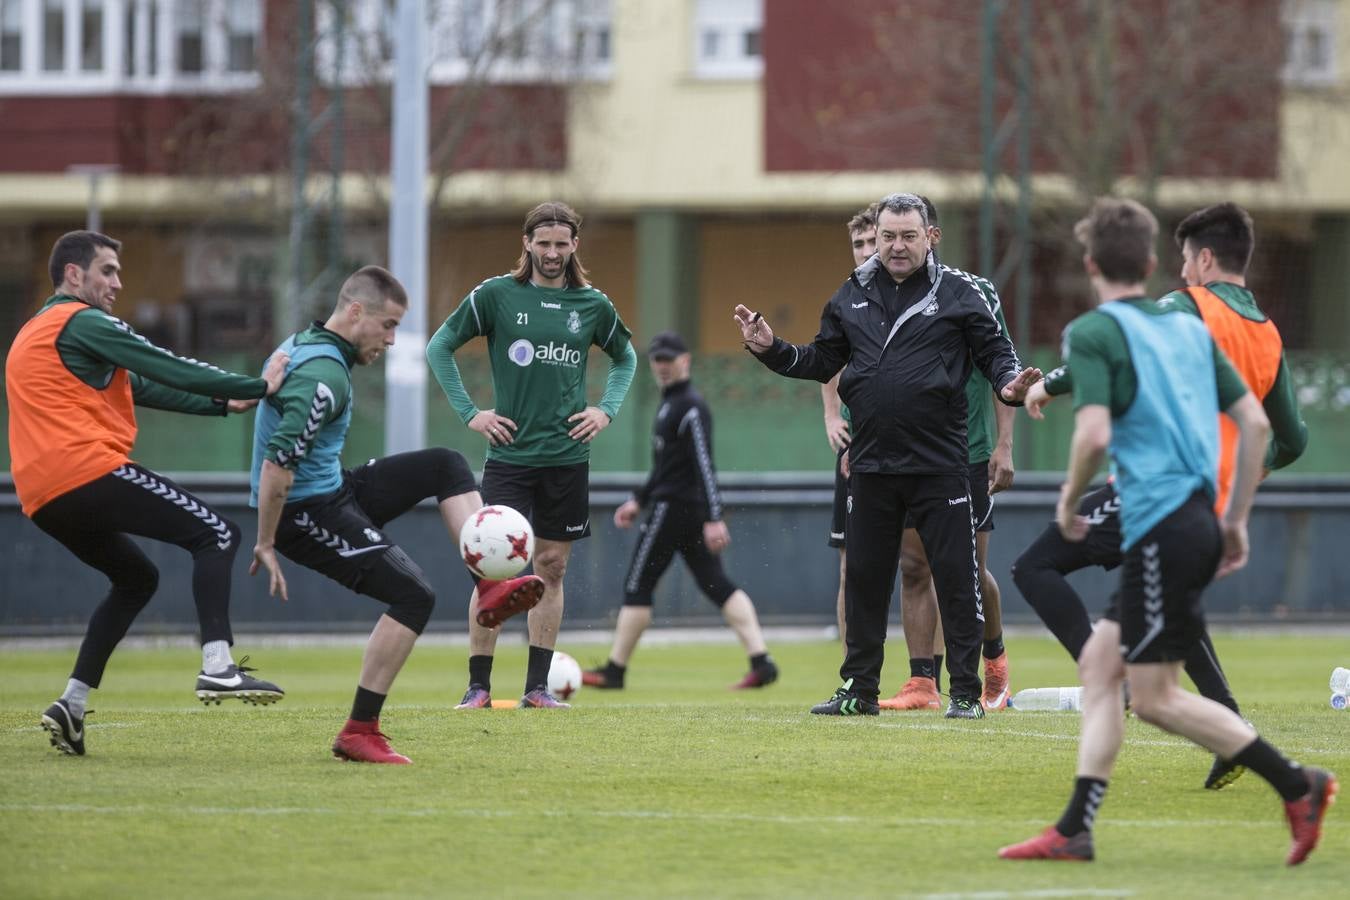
[459,505,534,580]
[548,651,583,700]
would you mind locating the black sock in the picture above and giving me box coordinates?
[469,654,493,692]
[933,654,944,693]
[910,657,935,680]
[1184,631,1240,715]
[604,659,627,679]
[350,685,386,722]
[983,634,1005,660]
[526,645,554,692]
[750,652,771,671]
[1055,776,1108,837]
[1233,737,1307,801]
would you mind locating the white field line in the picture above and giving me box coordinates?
[0,802,1293,833]
[8,713,1343,758]
[922,892,1134,899]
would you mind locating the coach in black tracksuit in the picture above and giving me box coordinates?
[734,192,1038,718]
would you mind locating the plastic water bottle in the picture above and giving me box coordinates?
[1009,686,1083,711]
[1331,667,1350,695]
[1332,693,1348,711]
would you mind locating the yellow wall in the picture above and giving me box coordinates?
[426,218,638,346]
[698,218,856,353]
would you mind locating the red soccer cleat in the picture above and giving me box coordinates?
[332,719,411,764]
[998,826,1094,861]
[1284,767,1339,865]
[730,659,779,690]
[878,675,941,710]
[476,575,545,628]
[982,652,1011,710]
[582,668,622,689]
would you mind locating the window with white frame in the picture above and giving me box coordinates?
[1,0,22,71]
[692,0,761,80]
[318,0,611,86]
[1282,0,1338,86]
[0,0,261,93]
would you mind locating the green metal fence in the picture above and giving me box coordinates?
[2,349,1347,475]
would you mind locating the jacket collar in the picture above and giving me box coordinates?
[852,249,941,290]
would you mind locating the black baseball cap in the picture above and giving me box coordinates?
[647,331,689,360]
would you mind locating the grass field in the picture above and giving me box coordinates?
[2,632,1346,898]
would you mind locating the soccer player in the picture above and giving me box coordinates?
[999,198,1336,865]
[8,230,288,757]
[735,192,1039,720]
[583,331,779,691]
[821,206,877,649]
[878,196,1017,712]
[250,266,543,764]
[1011,202,1308,788]
[427,201,637,709]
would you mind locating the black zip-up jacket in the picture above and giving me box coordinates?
[633,379,723,521]
[754,253,1021,475]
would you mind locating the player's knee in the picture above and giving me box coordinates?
[899,551,930,590]
[534,549,569,584]
[379,548,436,634]
[704,581,738,609]
[427,447,475,500]
[114,559,159,606]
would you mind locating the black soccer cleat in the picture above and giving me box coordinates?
[1205,754,1247,790]
[581,667,625,690]
[944,697,986,719]
[731,659,779,690]
[810,679,880,716]
[41,699,87,756]
[195,656,284,706]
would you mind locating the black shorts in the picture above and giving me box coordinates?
[828,447,848,548]
[623,501,737,607]
[275,449,476,594]
[1102,492,1222,664]
[1075,482,1125,571]
[481,459,590,542]
[898,461,994,533]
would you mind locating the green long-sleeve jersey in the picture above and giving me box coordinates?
[1044,282,1307,470]
[427,274,636,467]
[41,295,267,414]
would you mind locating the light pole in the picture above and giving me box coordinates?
[66,164,121,232]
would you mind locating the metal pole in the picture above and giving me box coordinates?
[284,0,314,342]
[978,0,999,280]
[385,0,428,455]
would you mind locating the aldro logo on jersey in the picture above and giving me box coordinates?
[507,338,583,368]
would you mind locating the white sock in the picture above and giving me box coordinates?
[202,640,234,675]
[61,679,91,718]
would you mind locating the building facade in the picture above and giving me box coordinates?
[2,0,1348,473]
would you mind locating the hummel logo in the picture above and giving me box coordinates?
[948,496,968,506]
[851,301,868,309]
[564,524,586,533]
[197,672,244,688]
[336,544,389,559]
[540,301,562,309]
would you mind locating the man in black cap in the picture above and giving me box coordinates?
[583,331,779,690]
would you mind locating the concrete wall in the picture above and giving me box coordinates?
[4,474,1347,637]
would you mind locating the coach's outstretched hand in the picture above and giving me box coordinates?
[999,367,1044,404]
[733,305,774,352]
